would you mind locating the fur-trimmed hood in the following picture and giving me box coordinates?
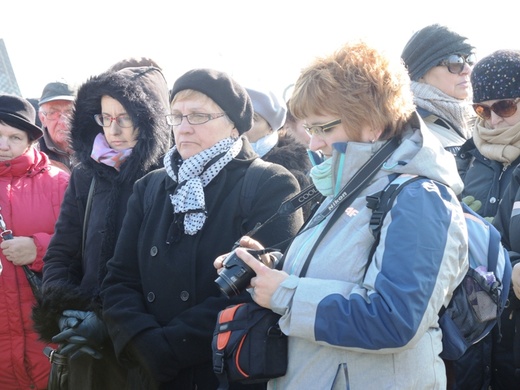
[71,66,172,183]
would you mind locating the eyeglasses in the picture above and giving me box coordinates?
[303,119,342,137]
[165,113,226,126]
[41,110,73,121]
[437,53,476,74]
[473,98,520,120]
[93,114,133,128]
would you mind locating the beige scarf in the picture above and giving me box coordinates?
[473,118,520,165]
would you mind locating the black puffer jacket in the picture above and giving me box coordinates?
[456,137,520,218]
[32,66,172,390]
[492,165,520,389]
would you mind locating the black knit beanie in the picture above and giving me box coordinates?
[471,50,520,103]
[170,68,253,134]
[401,24,474,81]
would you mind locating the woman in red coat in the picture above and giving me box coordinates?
[0,95,69,389]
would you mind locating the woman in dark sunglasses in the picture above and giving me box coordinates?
[455,49,520,390]
[401,24,476,156]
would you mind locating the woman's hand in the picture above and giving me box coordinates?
[214,236,273,272]
[0,236,37,266]
[237,247,289,309]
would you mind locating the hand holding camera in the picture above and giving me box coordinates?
[214,236,286,306]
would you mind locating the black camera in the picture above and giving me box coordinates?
[215,248,282,298]
[215,249,262,298]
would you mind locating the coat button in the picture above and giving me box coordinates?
[147,292,156,302]
[489,197,497,204]
[180,291,189,301]
[150,246,158,256]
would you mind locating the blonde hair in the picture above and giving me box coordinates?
[289,41,415,140]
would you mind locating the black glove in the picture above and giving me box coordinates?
[52,310,108,359]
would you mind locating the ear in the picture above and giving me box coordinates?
[38,111,45,124]
[231,128,240,138]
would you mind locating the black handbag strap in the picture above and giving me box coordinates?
[82,176,96,259]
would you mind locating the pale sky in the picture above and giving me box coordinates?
[1,0,518,100]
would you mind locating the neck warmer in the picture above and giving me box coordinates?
[163,137,243,235]
[250,130,279,157]
[411,81,475,139]
[473,118,520,165]
[90,133,133,171]
[309,156,334,196]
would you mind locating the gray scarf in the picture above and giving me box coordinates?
[411,81,475,139]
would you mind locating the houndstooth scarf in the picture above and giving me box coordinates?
[163,137,243,235]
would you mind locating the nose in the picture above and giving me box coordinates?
[489,112,504,127]
[308,133,326,152]
[461,62,472,75]
[106,122,122,135]
[176,118,193,133]
[0,138,9,150]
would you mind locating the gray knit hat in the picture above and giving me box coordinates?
[471,50,520,103]
[401,24,474,81]
[246,87,287,131]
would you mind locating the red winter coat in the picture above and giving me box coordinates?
[0,147,69,389]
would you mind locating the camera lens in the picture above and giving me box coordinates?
[214,250,257,298]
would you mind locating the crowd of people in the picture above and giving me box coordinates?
[0,26,519,390]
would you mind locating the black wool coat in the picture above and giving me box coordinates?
[100,140,303,389]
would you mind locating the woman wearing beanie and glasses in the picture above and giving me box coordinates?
[0,95,70,390]
[100,68,303,389]
[453,49,520,390]
[401,24,477,156]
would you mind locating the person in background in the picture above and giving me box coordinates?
[493,164,520,390]
[457,50,520,219]
[27,97,42,127]
[244,87,313,218]
[453,49,520,390]
[100,68,303,389]
[0,94,69,389]
[107,56,162,72]
[401,24,476,155]
[32,66,172,389]
[215,40,468,389]
[38,80,76,172]
[282,99,310,146]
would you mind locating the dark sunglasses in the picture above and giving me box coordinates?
[437,53,476,74]
[473,98,520,120]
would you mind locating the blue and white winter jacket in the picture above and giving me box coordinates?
[268,113,469,390]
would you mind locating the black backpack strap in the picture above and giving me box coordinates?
[240,158,271,218]
[364,175,425,277]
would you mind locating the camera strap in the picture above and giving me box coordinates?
[247,137,399,249]
[274,137,400,273]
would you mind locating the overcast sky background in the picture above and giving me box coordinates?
[2,1,518,100]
